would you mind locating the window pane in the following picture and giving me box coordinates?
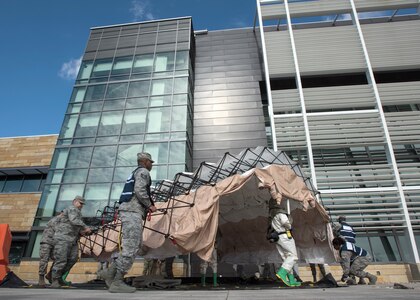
[154,52,174,72]
[77,61,93,79]
[50,148,69,169]
[98,111,123,136]
[111,56,133,75]
[92,59,113,77]
[170,142,186,163]
[62,169,88,183]
[85,183,110,200]
[111,183,124,200]
[81,101,103,112]
[150,95,171,107]
[128,80,150,97]
[133,54,154,73]
[103,99,126,111]
[70,87,86,103]
[3,176,23,192]
[85,85,106,101]
[67,103,81,114]
[174,77,188,94]
[105,82,128,99]
[0,177,6,192]
[143,142,168,164]
[87,168,113,183]
[151,79,172,96]
[175,51,189,70]
[21,175,42,192]
[168,164,186,179]
[59,115,78,138]
[75,113,100,137]
[122,109,146,134]
[149,165,167,182]
[58,184,85,201]
[114,167,136,182]
[46,170,63,184]
[147,107,170,132]
[171,106,187,131]
[126,97,148,109]
[116,144,141,166]
[66,147,93,168]
[91,146,117,167]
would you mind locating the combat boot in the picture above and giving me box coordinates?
[358,277,367,285]
[346,277,357,285]
[45,270,52,284]
[51,278,62,289]
[275,267,291,286]
[366,273,377,285]
[99,263,117,288]
[287,273,301,287]
[108,271,136,293]
[38,275,46,287]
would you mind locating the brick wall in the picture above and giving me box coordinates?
[0,135,57,168]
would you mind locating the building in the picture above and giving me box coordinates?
[2,0,420,281]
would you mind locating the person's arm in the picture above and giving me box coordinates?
[68,208,91,233]
[133,169,156,212]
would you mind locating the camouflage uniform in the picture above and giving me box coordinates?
[52,206,89,279]
[38,215,62,276]
[115,167,153,275]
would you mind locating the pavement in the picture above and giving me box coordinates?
[1,281,420,300]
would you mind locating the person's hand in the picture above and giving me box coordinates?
[341,274,349,282]
[149,205,157,213]
[82,227,92,235]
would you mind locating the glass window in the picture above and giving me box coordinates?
[87,168,113,183]
[114,167,136,182]
[58,184,85,201]
[111,183,124,200]
[103,99,126,111]
[175,51,189,70]
[173,94,188,105]
[149,165,167,182]
[66,147,93,168]
[174,77,188,94]
[151,79,173,96]
[111,56,133,75]
[91,145,117,167]
[128,80,150,97]
[46,170,63,184]
[171,106,187,131]
[21,175,42,192]
[369,236,401,262]
[150,95,171,107]
[85,183,110,200]
[143,142,168,164]
[105,82,128,99]
[170,142,186,163]
[98,111,123,136]
[133,54,154,74]
[154,52,174,72]
[50,148,69,169]
[91,59,113,78]
[62,169,88,183]
[126,97,148,109]
[2,176,23,192]
[59,115,78,139]
[168,164,186,179]
[77,61,94,80]
[67,103,81,114]
[75,113,100,137]
[81,101,103,112]
[147,107,170,133]
[116,144,141,166]
[122,109,147,134]
[39,185,59,216]
[0,177,6,192]
[85,85,106,101]
[70,87,86,103]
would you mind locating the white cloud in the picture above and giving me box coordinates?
[129,0,155,21]
[58,57,82,80]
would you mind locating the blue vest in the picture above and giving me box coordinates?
[340,241,368,261]
[339,221,356,244]
[119,166,151,203]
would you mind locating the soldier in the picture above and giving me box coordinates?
[101,152,157,293]
[38,211,63,287]
[51,196,92,288]
[332,237,377,285]
[333,216,356,244]
[268,198,301,287]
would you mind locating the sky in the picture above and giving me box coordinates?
[0,0,257,138]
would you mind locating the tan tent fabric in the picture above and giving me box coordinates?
[80,164,335,264]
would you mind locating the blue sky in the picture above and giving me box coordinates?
[0,0,256,138]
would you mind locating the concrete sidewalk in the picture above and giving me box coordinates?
[1,283,419,300]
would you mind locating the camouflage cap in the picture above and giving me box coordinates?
[137,152,155,163]
[338,215,346,223]
[74,195,85,204]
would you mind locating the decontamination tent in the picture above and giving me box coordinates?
[80,147,336,265]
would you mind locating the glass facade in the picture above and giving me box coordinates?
[30,18,194,257]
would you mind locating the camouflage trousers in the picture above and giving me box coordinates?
[51,239,79,279]
[39,243,54,275]
[114,210,143,274]
[350,255,372,278]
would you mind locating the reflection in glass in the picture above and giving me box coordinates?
[98,111,123,136]
[111,56,133,76]
[154,52,174,72]
[103,99,125,110]
[70,87,86,103]
[168,164,186,180]
[174,77,188,94]
[75,113,100,137]
[91,145,117,167]
[171,106,187,131]
[128,80,150,97]
[88,168,114,183]
[150,165,167,182]
[66,147,93,168]
[85,183,111,200]
[92,59,113,78]
[2,176,23,192]
[126,97,148,109]
[105,82,128,99]
[133,54,154,74]
[147,107,170,133]
[151,79,173,96]
[117,144,141,166]
[111,183,124,200]
[85,85,106,101]
[50,148,69,169]
[62,169,88,183]
[114,167,137,182]
[58,184,85,201]
[122,109,146,134]
[77,61,93,80]
[81,101,103,112]
[175,51,189,70]
[60,115,78,139]
[143,142,168,164]
[170,142,186,163]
